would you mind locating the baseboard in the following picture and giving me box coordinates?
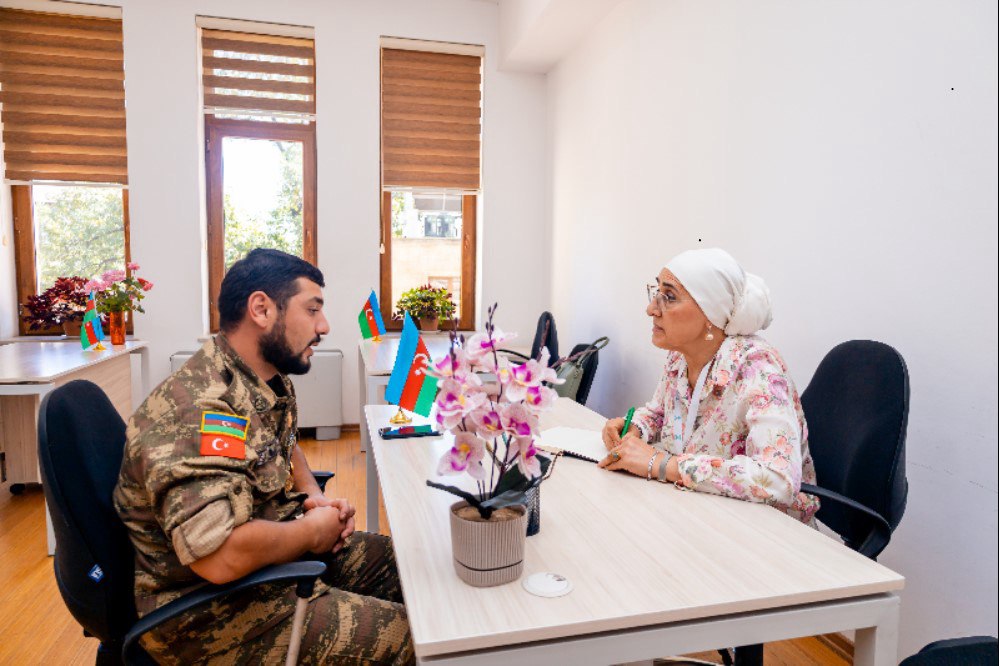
[818,633,854,661]
[340,423,360,433]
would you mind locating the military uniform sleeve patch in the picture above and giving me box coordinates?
[199,433,246,460]
[200,411,249,441]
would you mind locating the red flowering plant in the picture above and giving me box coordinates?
[85,262,154,314]
[21,276,89,330]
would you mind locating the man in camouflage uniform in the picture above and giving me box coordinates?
[114,249,413,664]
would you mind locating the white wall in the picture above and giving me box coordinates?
[547,0,997,658]
[0,0,549,423]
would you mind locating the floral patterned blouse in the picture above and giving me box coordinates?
[633,335,820,523]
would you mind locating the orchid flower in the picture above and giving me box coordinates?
[437,432,486,480]
[504,349,562,402]
[470,407,505,440]
[523,384,558,411]
[465,328,515,365]
[434,378,487,431]
[426,347,474,382]
[502,403,538,439]
[509,437,542,479]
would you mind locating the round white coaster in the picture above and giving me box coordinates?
[522,572,573,598]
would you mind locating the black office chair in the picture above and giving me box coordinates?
[725,340,910,666]
[38,380,329,665]
[899,636,998,665]
[500,311,559,367]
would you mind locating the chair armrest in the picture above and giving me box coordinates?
[800,483,893,558]
[122,561,326,662]
[312,471,335,492]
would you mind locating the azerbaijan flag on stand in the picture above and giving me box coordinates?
[358,289,387,339]
[384,313,438,417]
[80,292,105,349]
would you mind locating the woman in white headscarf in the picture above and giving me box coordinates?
[598,249,819,523]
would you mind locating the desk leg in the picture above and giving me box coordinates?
[358,346,368,453]
[46,502,56,555]
[366,432,380,534]
[854,596,900,666]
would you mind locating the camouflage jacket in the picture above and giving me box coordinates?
[113,335,306,615]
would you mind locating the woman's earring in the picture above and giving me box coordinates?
[705,324,715,341]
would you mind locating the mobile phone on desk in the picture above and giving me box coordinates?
[378,424,441,439]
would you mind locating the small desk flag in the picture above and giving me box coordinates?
[81,292,106,350]
[384,313,438,417]
[358,289,387,340]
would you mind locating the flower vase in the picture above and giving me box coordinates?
[449,500,527,587]
[109,311,126,345]
[418,316,439,332]
[62,319,84,338]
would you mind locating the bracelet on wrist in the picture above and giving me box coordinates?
[646,450,661,481]
[657,451,672,483]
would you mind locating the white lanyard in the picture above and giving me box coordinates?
[673,361,713,448]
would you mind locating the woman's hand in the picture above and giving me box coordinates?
[597,434,657,477]
[602,418,639,450]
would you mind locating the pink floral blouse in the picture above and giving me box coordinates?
[633,335,820,523]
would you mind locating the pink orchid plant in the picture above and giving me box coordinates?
[426,304,563,519]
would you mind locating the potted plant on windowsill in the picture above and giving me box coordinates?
[85,263,154,345]
[425,305,561,587]
[21,276,90,335]
[395,284,456,332]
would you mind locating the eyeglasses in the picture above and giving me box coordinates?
[647,283,669,310]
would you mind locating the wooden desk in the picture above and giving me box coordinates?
[0,341,149,553]
[365,399,904,665]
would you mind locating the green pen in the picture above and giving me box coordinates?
[621,406,636,438]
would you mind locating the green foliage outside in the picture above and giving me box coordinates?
[33,186,125,291]
[223,139,304,270]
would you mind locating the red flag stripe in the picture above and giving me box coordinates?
[398,338,430,410]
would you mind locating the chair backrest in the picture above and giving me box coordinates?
[38,379,137,646]
[566,342,600,405]
[899,636,998,665]
[530,312,559,367]
[800,340,909,557]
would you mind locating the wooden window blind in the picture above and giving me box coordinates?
[201,29,316,122]
[0,8,127,185]
[380,48,482,191]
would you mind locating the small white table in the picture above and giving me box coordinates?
[0,340,149,553]
[365,399,904,665]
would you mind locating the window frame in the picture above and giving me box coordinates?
[379,191,477,331]
[204,116,318,332]
[11,184,133,337]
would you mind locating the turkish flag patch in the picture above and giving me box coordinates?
[200,433,246,460]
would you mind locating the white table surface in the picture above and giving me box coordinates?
[0,340,147,383]
[365,399,904,664]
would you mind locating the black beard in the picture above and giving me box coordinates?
[260,317,314,375]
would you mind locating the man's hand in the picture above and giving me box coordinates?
[303,496,356,553]
[602,417,639,450]
[301,504,347,555]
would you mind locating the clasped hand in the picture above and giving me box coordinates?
[303,494,356,555]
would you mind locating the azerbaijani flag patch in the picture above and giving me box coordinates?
[200,411,249,441]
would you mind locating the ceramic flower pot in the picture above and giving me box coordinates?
[108,311,127,345]
[418,316,439,332]
[449,500,527,587]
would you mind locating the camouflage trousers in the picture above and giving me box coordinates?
[142,532,414,665]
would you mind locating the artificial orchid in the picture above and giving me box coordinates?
[425,304,563,519]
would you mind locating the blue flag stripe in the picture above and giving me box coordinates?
[385,313,418,405]
[369,290,387,334]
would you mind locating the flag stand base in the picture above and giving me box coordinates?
[91,342,107,351]
[389,407,412,425]
[373,335,382,342]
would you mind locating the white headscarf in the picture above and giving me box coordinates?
[665,248,773,336]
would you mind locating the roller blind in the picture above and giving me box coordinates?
[0,8,127,185]
[201,28,316,122]
[381,47,482,191]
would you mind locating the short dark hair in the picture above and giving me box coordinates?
[218,249,325,331]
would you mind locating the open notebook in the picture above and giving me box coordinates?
[538,426,608,463]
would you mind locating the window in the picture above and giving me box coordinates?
[0,7,130,335]
[200,25,317,331]
[380,45,482,330]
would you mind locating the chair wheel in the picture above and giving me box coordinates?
[10,483,26,495]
